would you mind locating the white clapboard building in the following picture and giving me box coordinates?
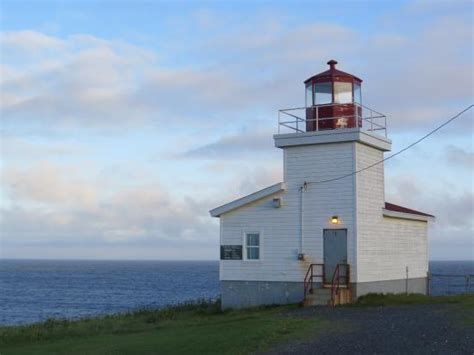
[210,60,434,308]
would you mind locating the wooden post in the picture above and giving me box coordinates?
[427,271,431,296]
[405,266,409,295]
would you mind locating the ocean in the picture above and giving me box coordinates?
[0,259,472,325]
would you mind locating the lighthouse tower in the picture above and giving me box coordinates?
[211,61,433,309]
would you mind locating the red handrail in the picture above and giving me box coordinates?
[330,265,340,307]
[304,264,324,298]
[330,263,350,307]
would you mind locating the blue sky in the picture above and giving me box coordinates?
[1,0,473,260]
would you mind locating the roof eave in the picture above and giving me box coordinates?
[209,182,286,217]
[382,209,435,222]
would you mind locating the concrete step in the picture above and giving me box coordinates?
[303,288,332,306]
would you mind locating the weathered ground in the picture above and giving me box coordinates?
[268,303,474,355]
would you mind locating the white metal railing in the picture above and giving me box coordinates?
[277,103,387,137]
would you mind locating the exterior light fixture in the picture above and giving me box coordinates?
[331,216,339,224]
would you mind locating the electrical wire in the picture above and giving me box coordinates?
[305,104,474,186]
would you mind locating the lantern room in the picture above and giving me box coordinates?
[304,60,362,131]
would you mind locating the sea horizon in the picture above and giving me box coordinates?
[2,258,472,262]
[1,259,473,325]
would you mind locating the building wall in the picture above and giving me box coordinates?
[220,142,357,283]
[219,139,429,307]
[355,143,428,284]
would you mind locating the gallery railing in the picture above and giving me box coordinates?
[278,102,387,137]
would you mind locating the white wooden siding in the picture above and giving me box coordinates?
[220,142,357,282]
[355,143,428,282]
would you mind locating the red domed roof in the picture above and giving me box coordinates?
[304,60,362,84]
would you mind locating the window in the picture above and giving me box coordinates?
[314,82,332,105]
[305,84,313,107]
[353,82,362,104]
[245,233,260,260]
[334,82,352,104]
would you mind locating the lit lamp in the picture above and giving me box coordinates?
[331,215,339,224]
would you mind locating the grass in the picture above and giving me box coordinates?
[2,294,473,354]
[0,299,329,355]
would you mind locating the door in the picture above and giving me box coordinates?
[323,229,347,284]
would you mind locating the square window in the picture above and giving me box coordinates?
[245,233,260,260]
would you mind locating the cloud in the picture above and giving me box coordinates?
[236,164,283,196]
[3,161,98,207]
[2,13,473,136]
[181,131,274,159]
[0,30,66,53]
[1,162,218,249]
[0,137,84,160]
[443,145,474,170]
[1,33,160,132]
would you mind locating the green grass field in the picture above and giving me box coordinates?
[1,294,473,355]
[0,300,328,355]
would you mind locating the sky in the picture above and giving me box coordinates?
[0,0,473,261]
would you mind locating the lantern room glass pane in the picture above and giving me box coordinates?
[305,84,313,107]
[314,82,332,105]
[354,82,362,104]
[334,82,352,104]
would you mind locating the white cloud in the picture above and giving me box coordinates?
[2,14,473,135]
[3,161,99,207]
[0,30,66,53]
[1,161,218,250]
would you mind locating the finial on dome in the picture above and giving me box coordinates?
[327,59,338,70]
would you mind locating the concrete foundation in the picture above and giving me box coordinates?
[221,278,428,309]
[353,277,428,298]
[221,281,303,309]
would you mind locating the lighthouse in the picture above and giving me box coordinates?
[210,61,434,309]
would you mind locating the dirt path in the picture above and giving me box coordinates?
[268,304,473,354]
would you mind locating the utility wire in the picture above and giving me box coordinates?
[305,104,474,186]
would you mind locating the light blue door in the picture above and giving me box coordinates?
[323,229,347,283]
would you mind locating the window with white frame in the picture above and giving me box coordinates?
[245,232,260,260]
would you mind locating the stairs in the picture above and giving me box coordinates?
[303,286,352,306]
[303,263,352,307]
[303,288,331,306]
